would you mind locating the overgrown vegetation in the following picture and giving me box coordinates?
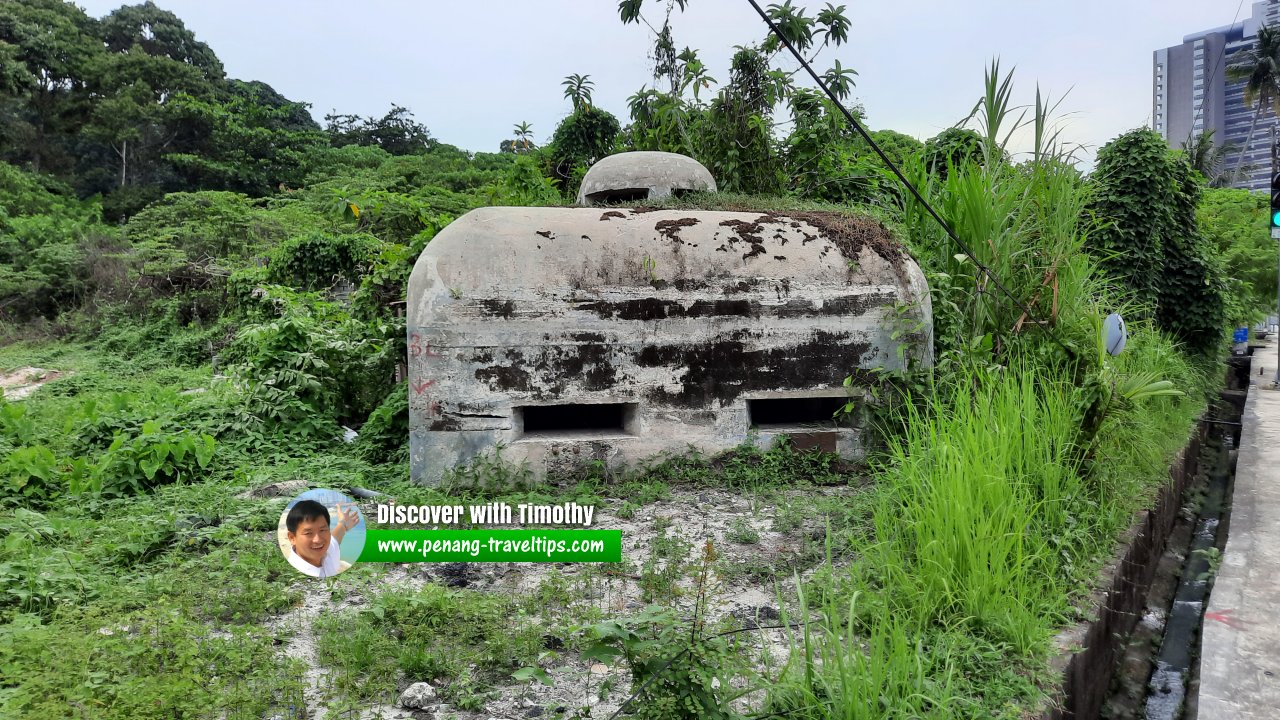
[0,1,1268,718]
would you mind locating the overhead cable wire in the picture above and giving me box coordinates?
[744,0,1077,358]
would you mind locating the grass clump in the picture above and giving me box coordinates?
[313,584,546,707]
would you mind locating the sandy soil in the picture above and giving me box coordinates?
[0,367,67,400]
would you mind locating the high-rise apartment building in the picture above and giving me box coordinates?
[1154,0,1280,190]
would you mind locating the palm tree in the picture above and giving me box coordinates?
[1182,129,1250,187]
[1225,24,1280,178]
[562,74,594,112]
[513,121,534,152]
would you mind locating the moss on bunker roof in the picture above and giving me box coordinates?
[566,191,911,274]
[522,189,921,279]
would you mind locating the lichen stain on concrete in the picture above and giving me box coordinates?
[654,217,700,243]
[572,298,756,321]
[536,343,618,392]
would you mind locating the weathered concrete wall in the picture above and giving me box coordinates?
[406,206,932,484]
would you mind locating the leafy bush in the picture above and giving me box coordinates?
[922,127,985,177]
[222,295,388,438]
[0,551,92,619]
[0,207,100,321]
[0,446,60,504]
[1199,187,1275,323]
[549,107,621,193]
[123,191,288,263]
[77,422,216,497]
[355,383,408,463]
[0,163,87,219]
[1155,160,1226,355]
[266,230,377,291]
[581,542,744,720]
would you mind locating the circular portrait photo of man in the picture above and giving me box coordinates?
[276,489,366,579]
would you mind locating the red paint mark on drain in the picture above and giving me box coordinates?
[1205,609,1244,630]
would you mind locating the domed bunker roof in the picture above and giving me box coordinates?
[576,151,717,206]
[410,207,921,301]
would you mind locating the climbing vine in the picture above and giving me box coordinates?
[1086,128,1225,355]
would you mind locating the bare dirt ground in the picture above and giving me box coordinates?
[0,367,67,400]
[265,483,866,719]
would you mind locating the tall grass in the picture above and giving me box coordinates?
[764,61,1215,717]
[873,364,1081,653]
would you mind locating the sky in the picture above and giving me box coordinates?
[73,0,1253,170]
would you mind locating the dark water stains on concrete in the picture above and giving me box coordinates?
[822,292,898,316]
[476,343,619,397]
[573,292,892,322]
[545,343,618,392]
[429,416,463,431]
[481,299,516,319]
[474,362,534,393]
[650,278,720,292]
[535,230,554,239]
[574,298,757,321]
[635,330,874,408]
[767,293,896,319]
[599,211,626,221]
[674,278,713,292]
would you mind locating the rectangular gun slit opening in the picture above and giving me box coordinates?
[585,188,650,204]
[516,403,639,439]
[748,396,849,429]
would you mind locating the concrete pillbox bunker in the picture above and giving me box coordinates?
[576,150,716,205]
[407,156,932,484]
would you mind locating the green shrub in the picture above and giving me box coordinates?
[581,543,744,720]
[74,422,216,498]
[1199,188,1274,323]
[923,127,985,177]
[355,384,408,463]
[123,191,288,262]
[266,231,377,291]
[222,297,387,438]
[0,445,61,504]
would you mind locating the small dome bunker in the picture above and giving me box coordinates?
[407,204,932,484]
[576,150,717,205]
